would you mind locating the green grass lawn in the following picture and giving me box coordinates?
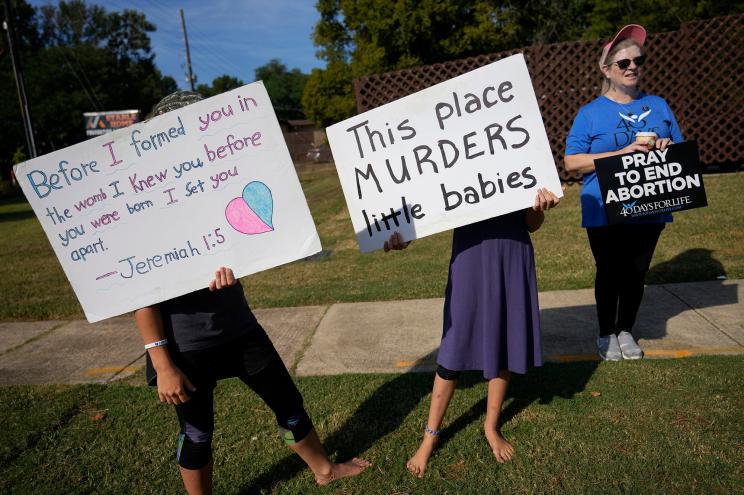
[1,356,742,494]
[1,170,741,320]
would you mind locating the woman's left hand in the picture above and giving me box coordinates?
[209,266,237,291]
[532,187,560,211]
[655,138,673,150]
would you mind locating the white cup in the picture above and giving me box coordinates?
[635,131,657,149]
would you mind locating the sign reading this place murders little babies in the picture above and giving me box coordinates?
[14,82,321,322]
[327,54,562,252]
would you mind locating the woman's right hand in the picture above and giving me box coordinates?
[383,232,410,252]
[156,365,196,405]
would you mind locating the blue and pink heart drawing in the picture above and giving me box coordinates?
[225,181,274,234]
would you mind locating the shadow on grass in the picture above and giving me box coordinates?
[239,359,598,493]
[538,260,737,349]
[238,251,738,492]
[238,366,435,494]
[0,209,36,223]
[436,361,599,450]
[647,248,726,284]
[0,197,34,223]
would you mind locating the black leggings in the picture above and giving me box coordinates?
[170,326,312,469]
[436,365,461,381]
[587,223,664,336]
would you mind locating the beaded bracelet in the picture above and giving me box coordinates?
[424,425,441,437]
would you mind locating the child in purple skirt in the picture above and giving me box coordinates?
[385,187,559,477]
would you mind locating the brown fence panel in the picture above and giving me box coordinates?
[354,14,743,181]
[676,16,743,166]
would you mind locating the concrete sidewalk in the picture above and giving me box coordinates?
[0,280,741,385]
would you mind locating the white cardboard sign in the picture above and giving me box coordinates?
[327,54,562,252]
[14,82,321,322]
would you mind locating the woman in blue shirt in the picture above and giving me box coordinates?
[564,24,684,361]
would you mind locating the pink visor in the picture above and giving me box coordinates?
[599,24,647,68]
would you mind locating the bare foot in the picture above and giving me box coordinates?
[485,424,513,463]
[315,457,371,486]
[406,435,438,478]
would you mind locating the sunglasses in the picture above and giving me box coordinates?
[610,55,646,70]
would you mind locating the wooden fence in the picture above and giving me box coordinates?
[353,14,743,180]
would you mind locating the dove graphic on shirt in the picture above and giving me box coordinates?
[619,108,652,124]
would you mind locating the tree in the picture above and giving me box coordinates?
[582,0,744,39]
[254,59,308,120]
[197,75,244,99]
[304,0,744,126]
[1,0,41,166]
[301,61,355,126]
[196,61,308,120]
[303,0,533,125]
[0,0,176,176]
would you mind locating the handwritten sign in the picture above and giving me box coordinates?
[595,141,707,224]
[327,54,562,252]
[14,82,321,322]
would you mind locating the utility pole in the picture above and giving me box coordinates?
[3,0,37,158]
[179,8,195,91]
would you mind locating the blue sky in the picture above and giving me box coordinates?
[29,0,324,89]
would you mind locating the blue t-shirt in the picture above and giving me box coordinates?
[565,93,684,227]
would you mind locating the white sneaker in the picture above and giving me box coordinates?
[617,331,644,359]
[597,334,622,361]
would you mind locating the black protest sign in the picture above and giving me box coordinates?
[595,141,707,225]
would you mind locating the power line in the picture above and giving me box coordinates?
[67,48,104,110]
[139,0,247,80]
[47,10,104,111]
[103,1,250,87]
[183,23,248,79]
[3,0,37,157]
[57,47,102,111]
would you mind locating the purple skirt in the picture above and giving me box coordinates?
[437,211,542,378]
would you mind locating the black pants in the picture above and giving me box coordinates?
[586,223,664,336]
[169,326,312,469]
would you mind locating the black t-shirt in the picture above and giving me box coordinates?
[158,281,259,352]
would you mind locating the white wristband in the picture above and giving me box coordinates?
[144,339,168,350]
